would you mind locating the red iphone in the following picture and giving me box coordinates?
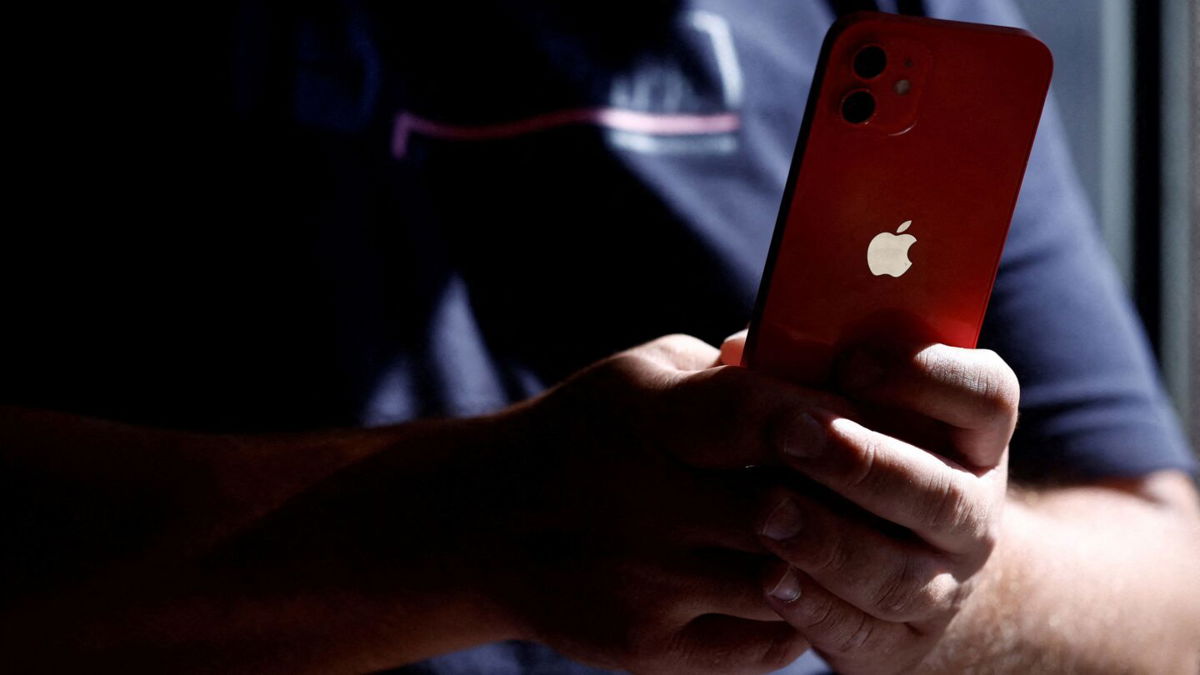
[744,12,1052,384]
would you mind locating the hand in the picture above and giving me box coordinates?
[722,332,1018,674]
[467,335,839,674]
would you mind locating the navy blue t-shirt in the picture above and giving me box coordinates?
[3,1,1193,673]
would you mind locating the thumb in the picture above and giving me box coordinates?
[720,329,749,367]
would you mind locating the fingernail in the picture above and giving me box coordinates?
[783,412,825,459]
[762,499,804,541]
[769,567,802,602]
[839,349,885,391]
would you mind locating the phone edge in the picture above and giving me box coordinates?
[743,13,863,368]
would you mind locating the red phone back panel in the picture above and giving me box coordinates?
[745,12,1052,384]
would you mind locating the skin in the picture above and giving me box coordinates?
[3,333,1199,673]
[3,335,810,674]
[720,331,1200,674]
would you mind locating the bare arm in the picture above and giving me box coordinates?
[2,407,521,673]
[3,335,833,675]
[928,472,1200,673]
[719,332,1200,674]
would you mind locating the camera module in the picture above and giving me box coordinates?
[841,90,876,124]
[853,45,887,79]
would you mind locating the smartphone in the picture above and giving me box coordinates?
[743,12,1052,384]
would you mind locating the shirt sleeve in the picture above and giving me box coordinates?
[922,0,1197,481]
[978,93,1196,482]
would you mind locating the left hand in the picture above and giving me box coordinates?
[721,332,1018,674]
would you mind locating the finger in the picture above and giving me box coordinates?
[757,488,961,623]
[763,564,934,673]
[660,469,765,553]
[720,329,748,366]
[780,411,1003,554]
[665,614,808,675]
[659,365,855,470]
[669,550,781,622]
[836,344,1018,468]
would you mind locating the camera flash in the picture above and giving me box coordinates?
[894,78,911,95]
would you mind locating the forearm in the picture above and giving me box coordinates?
[0,406,421,547]
[1,406,521,672]
[924,472,1200,673]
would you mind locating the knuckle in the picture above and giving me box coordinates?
[837,429,883,493]
[648,333,714,366]
[983,511,1002,550]
[806,529,850,576]
[930,573,964,615]
[922,472,982,539]
[947,573,980,613]
[871,562,919,620]
[759,486,797,527]
[972,502,1003,558]
[920,346,1020,427]
[800,591,841,633]
[603,352,663,388]
[970,350,1021,424]
[831,612,877,655]
[692,367,804,464]
[678,367,775,466]
[871,557,947,622]
[677,365,756,421]
[976,385,1018,430]
[659,332,704,348]
[688,361,755,399]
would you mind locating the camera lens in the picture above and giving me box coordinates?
[853,45,887,79]
[841,90,875,124]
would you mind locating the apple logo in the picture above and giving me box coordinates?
[867,220,916,277]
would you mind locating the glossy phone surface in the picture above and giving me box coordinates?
[744,12,1052,384]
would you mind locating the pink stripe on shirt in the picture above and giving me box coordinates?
[392,108,741,158]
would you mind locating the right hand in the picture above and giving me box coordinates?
[462,334,843,674]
